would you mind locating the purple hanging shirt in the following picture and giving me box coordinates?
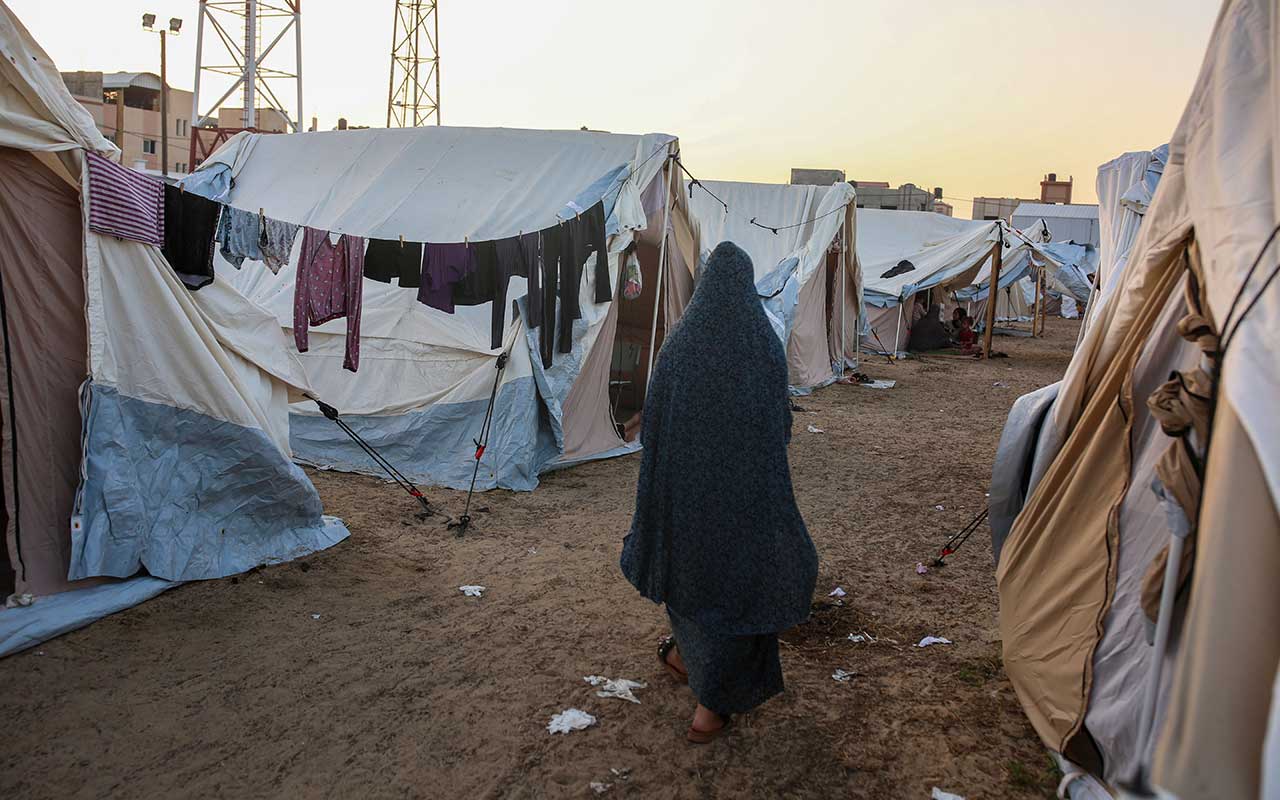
[85,151,165,246]
[417,242,475,313]
[294,227,365,372]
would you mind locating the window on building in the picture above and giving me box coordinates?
[984,215,999,221]
[142,139,157,155]
[176,119,185,136]
[881,204,897,210]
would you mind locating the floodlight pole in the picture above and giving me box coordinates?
[982,222,1003,359]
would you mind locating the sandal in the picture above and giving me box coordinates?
[686,713,731,744]
[657,636,688,684]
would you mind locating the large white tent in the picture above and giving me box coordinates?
[856,209,1046,353]
[0,2,347,657]
[989,0,1280,796]
[188,125,697,491]
[685,179,860,391]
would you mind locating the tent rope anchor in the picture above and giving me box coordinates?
[930,507,988,567]
[450,350,510,537]
[313,399,438,520]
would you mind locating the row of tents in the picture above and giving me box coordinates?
[989,0,1280,797]
[0,0,1105,656]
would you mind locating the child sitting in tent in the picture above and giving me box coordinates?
[956,314,978,352]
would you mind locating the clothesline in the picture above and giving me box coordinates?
[675,159,854,236]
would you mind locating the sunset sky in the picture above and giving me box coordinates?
[12,0,1220,217]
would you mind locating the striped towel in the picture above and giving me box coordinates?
[86,151,164,246]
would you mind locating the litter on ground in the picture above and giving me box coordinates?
[547,708,597,735]
[829,587,847,598]
[932,788,965,800]
[459,585,485,597]
[916,636,953,648]
[916,562,929,575]
[832,668,857,682]
[806,424,824,434]
[860,379,896,389]
[584,675,647,704]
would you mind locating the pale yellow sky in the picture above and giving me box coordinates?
[12,0,1219,217]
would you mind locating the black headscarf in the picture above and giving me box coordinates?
[620,242,817,636]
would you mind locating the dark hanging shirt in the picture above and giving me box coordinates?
[364,238,423,287]
[417,243,474,313]
[162,184,221,290]
[452,240,499,307]
[492,232,536,350]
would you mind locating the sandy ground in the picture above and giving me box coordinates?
[1,319,1081,800]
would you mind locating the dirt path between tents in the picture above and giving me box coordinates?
[1,319,1080,800]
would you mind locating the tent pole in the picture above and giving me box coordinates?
[893,301,904,359]
[981,223,1003,359]
[645,149,675,388]
[1034,268,1045,336]
[839,217,847,376]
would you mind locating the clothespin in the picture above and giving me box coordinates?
[399,234,404,249]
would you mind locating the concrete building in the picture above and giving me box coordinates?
[972,196,1037,221]
[63,71,193,174]
[851,181,943,213]
[61,70,289,176]
[932,199,954,217]
[790,167,846,186]
[1040,173,1074,204]
[1012,202,1100,247]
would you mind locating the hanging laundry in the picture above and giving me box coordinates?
[571,201,611,304]
[294,227,365,372]
[216,205,263,268]
[556,219,586,356]
[417,242,474,313]
[621,241,641,300]
[162,184,221,290]
[452,239,499,307]
[492,232,536,350]
[259,216,299,274]
[523,231,544,332]
[85,151,164,246]
[364,238,423,287]
[537,224,562,368]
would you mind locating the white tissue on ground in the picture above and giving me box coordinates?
[932,788,965,800]
[548,708,597,734]
[806,424,825,434]
[459,585,485,597]
[916,636,953,648]
[832,668,856,682]
[584,675,647,704]
[829,587,846,598]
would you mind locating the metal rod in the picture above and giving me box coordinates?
[982,223,1003,359]
[160,29,168,175]
[244,0,257,128]
[434,0,440,124]
[293,2,302,131]
[1136,533,1187,767]
[645,150,675,389]
[191,1,206,128]
[893,301,904,358]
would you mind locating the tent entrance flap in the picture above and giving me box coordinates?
[610,240,667,441]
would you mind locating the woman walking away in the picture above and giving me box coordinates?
[620,241,818,744]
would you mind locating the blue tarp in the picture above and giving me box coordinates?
[74,383,350,581]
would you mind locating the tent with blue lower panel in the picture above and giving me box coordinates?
[187,126,698,491]
[0,2,348,656]
[685,179,861,392]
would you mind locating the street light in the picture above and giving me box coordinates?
[143,12,181,176]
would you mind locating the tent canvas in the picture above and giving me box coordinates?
[685,179,860,391]
[0,1,348,657]
[191,125,695,492]
[990,0,1280,796]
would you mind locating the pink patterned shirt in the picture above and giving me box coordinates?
[294,227,365,372]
